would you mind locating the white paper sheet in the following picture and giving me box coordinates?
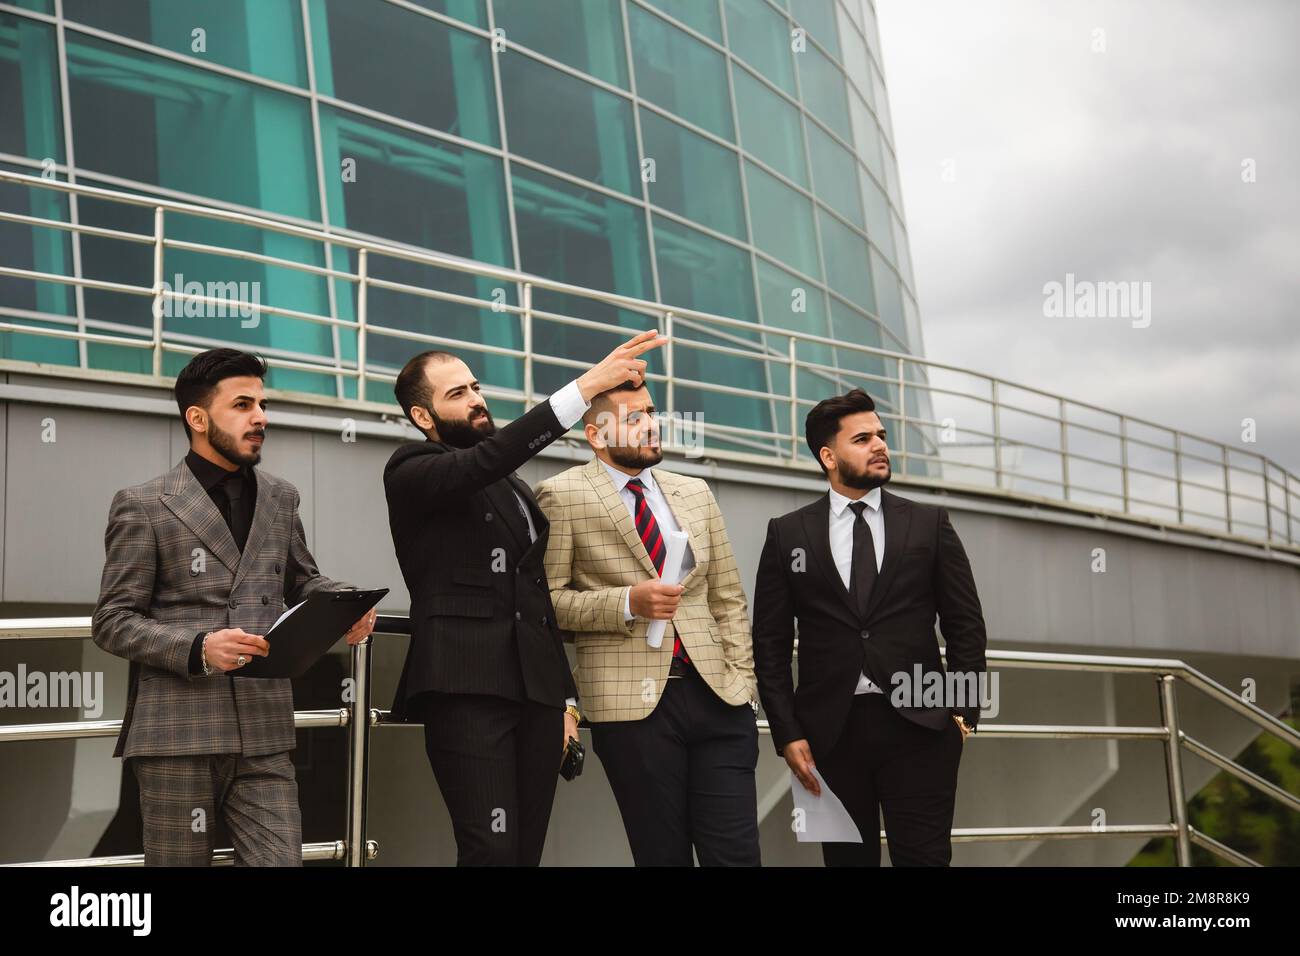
[790,768,863,843]
[645,529,690,649]
[267,599,305,636]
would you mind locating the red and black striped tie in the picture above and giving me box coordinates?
[626,478,689,664]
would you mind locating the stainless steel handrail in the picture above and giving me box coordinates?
[1,618,1295,866]
[0,169,1295,552]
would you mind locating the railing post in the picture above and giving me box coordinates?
[356,248,368,402]
[991,379,1003,489]
[788,337,799,461]
[1172,431,1183,524]
[1222,445,1233,535]
[1059,398,1070,501]
[345,636,373,867]
[1261,456,1273,543]
[897,356,907,477]
[1120,416,1132,515]
[664,310,675,450]
[151,207,165,378]
[1157,674,1193,867]
[522,282,534,410]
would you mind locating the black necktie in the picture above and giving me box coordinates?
[222,471,251,553]
[848,500,877,619]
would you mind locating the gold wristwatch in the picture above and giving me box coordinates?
[564,704,582,723]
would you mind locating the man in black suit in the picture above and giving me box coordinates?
[384,330,664,865]
[753,388,987,866]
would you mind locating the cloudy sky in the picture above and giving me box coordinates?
[876,0,1299,475]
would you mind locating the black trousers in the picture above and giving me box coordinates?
[816,691,964,866]
[590,667,761,866]
[418,692,563,866]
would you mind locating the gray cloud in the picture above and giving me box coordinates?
[877,0,1299,482]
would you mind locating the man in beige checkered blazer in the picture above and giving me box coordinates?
[534,381,760,865]
[92,349,374,866]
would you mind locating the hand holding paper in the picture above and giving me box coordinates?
[646,530,690,648]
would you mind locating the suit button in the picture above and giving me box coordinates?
[228,599,237,609]
[535,577,543,587]
[262,595,269,606]
[274,564,281,574]
[540,616,548,626]
[485,512,493,522]
[515,612,521,621]
[861,630,870,640]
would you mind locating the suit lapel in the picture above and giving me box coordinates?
[505,473,549,557]
[861,489,911,621]
[161,461,241,575]
[486,478,530,554]
[586,457,658,578]
[801,494,858,619]
[232,471,281,590]
[655,468,707,587]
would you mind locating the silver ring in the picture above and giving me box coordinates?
[236,655,247,667]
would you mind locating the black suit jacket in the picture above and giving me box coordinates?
[384,400,578,720]
[752,488,987,758]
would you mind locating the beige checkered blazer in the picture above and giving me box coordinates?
[534,457,756,722]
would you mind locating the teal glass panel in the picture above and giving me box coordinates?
[860,167,894,262]
[642,0,721,42]
[500,51,638,196]
[0,13,63,164]
[733,66,805,186]
[66,33,319,220]
[790,0,839,59]
[756,258,837,401]
[849,90,883,182]
[745,161,819,279]
[892,210,913,289]
[63,0,308,87]
[410,0,487,29]
[808,121,863,229]
[830,298,890,404]
[318,106,515,397]
[652,214,773,446]
[724,0,795,95]
[641,110,744,240]
[818,207,874,312]
[870,247,904,343]
[797,43,850,140]
[628,4,732,140]
[837,2,871,97]
[492,0,628,88]
[12,1,53,13]
[311,0,497,148]
[511,165,656,396]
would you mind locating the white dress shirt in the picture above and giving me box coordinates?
[598,460,696,621]
[511,379,588,711]
[827,486,885,695]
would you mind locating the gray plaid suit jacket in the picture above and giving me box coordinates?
[92,459,345,759]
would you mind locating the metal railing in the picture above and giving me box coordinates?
[1,617,1296,866]
[0,169,1295,551]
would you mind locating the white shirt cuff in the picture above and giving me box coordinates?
[624,587,634,622]
[548,379,591,430]
[565,697,577,709]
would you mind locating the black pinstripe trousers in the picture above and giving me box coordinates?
[418,691,564,866]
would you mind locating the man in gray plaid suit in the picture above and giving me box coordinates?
[92,349,375,866]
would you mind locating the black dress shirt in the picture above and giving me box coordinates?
[185,450,258,675]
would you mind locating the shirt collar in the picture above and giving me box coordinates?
[600,458,657,495]
[185,449,249,491]
[828,485,882,518]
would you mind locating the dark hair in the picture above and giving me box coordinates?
[804,388,878,474]
[582,379,647,426]
[174,348,268,439]
[394,350,458,429]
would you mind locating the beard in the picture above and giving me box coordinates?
[209,417,262,468]
[840,456,891,490]
[607,441,663,471]
[432,405,496,448]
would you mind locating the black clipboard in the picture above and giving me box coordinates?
[236,587,389,679]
